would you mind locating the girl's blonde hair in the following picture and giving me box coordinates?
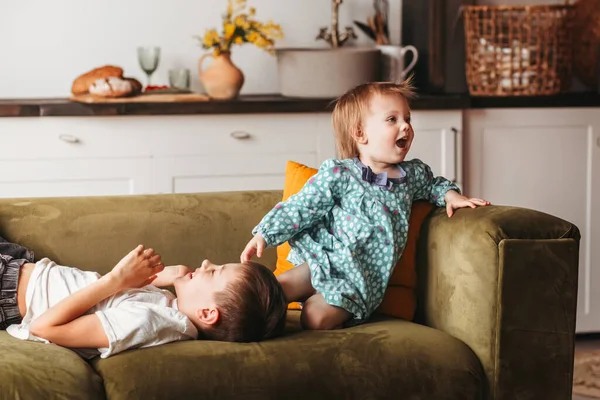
[331,78,416,159]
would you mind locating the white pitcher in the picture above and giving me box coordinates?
[377,45,419,83]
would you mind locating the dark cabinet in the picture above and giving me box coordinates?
[402,0,473,93]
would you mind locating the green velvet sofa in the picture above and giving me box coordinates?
[0,191,579,400]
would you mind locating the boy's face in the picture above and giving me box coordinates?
[174,259,243,327]
[359,93,414,165]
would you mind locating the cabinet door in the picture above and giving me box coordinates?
[309,110,463,187]
[0,158,152,198]
[0,117,154,198]
[154,153,318,194]
[466,108,600,333]
[151,113,328,194]
[0,117,152,160]
[409,110,463,188]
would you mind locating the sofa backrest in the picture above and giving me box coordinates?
[0,191,281,275]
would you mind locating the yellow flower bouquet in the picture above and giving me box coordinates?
[198,0,284,56]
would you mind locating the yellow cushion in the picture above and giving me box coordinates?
[275,161,320,310]
[275,160,433,320]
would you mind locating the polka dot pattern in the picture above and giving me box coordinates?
[253,158,460,322]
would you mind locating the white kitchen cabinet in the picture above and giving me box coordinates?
[0,111,462,197]
[316,110,463,188]
[151,111,462,194]
[0,117,154,198]
[465,108,600,333]
[409,110,463,189]
[151,114,330,194]
[0,117,153,160]
[154,153,318,194]
[0,158,153,198]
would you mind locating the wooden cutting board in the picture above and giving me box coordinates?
[70,93,210,103]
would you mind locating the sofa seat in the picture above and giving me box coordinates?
[90,311,484,400]
[0,331,105,399]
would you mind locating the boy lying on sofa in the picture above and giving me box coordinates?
[0,237,287,359]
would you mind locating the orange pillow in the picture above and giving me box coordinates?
[275,160,434,320]
[275,161,320,310]
[375,200,433,320]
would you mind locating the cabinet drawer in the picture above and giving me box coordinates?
[154,152,318,194]
[0,117,153,160]
[0,158,152,198]
[0,114,331,160]
[149,114,329,156]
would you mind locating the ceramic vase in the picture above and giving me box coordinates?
[198,52,244,100]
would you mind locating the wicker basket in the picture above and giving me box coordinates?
[463,4,575,96]
[572,0,600,89]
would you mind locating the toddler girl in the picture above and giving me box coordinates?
[241,80,490,330]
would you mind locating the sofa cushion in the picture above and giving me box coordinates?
[0,191,282,277]
[275,160,435,320]
[0,331,104,399]
[90,311,484,400]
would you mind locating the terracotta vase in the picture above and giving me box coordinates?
[198,52,245,100]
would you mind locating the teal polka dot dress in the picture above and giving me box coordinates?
[253,158,460,323]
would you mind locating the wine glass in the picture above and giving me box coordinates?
[137,46,161,86]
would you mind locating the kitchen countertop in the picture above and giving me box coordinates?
[0,92,599,117]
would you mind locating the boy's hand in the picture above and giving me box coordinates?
[241,233,267,263]
[444,190,490,217]
[107,245,165,290]
[152,265,192,287]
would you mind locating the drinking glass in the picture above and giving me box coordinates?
[137,46,161,86]
[169,68,191,90]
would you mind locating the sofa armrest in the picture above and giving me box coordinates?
[415,205,580,400]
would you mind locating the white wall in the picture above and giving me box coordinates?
[0,0,402,98]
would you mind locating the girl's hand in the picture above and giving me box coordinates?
[241,233,267,263]
[107,245,165,290]
[444,190,491,217]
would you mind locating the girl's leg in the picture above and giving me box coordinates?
[277,263,315,303]
[300,293,352,330]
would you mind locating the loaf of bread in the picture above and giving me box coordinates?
[89,77,134,98]
[71,65,123,95]
[124,77,143,95]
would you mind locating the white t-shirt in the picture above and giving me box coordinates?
[7,258,198,359]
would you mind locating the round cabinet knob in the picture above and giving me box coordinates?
[230,131,251,140]
[58,134,81,144]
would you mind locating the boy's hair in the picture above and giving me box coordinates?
[331,78,416,159]
[202,262,287,343]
